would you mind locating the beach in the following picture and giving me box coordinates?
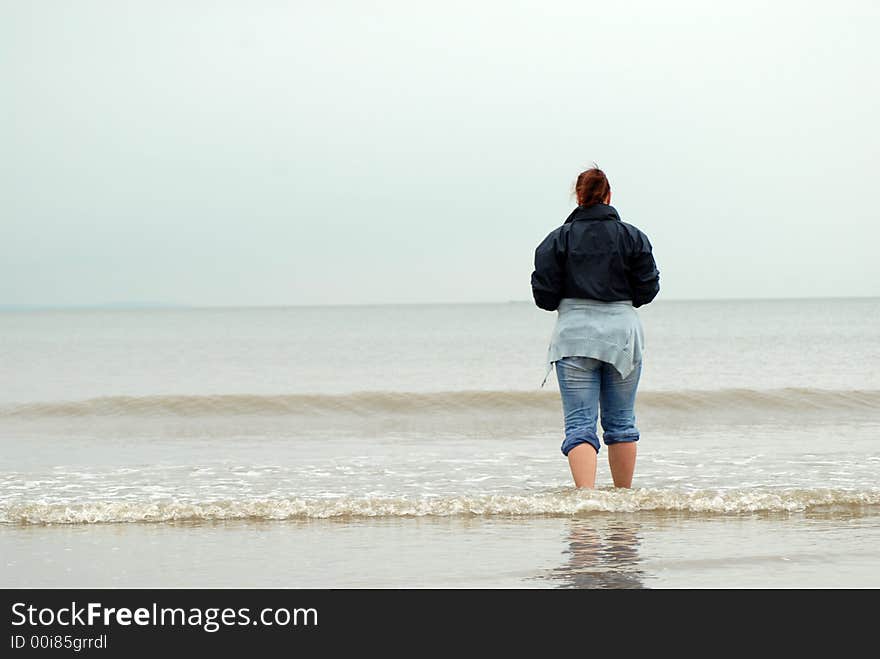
[2,298,879,587]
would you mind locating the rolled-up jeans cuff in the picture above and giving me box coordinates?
[561,435,600,456]
[603,432,640,445]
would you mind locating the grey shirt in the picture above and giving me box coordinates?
[540,298,645,387]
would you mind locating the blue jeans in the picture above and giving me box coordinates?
[555,356,642,456]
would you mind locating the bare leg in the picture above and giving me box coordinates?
[608,443,637,488]
[567,444,597,489]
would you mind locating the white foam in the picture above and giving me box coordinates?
[2,487,879,524]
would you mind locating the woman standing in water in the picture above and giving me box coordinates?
[531,167,660,489]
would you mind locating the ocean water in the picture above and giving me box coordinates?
[1,298,879,587]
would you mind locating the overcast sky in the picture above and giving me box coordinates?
[2,1,878,307]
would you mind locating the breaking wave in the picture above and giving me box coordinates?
[3,488,879,524]
[3,388,879,418]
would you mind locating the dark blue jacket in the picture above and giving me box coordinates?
[530,203,660,311]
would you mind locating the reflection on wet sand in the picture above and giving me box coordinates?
[540,517,645,589]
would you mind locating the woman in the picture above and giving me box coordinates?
[531,167,660,489]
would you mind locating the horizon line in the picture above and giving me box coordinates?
[1,294,878,312]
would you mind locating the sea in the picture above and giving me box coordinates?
[1,298,878,588]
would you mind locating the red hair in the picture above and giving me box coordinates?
[574,166,611,207]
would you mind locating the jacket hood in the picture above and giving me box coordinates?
[563,203,620,224]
